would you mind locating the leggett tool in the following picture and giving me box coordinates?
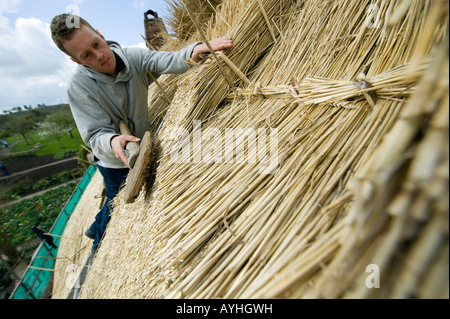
[119,120,154,203]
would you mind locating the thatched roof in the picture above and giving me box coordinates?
[55,0,448,299]
[52,170,104,298]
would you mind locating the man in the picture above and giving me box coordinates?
[50,14,233,251]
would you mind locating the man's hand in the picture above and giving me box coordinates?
[111,134,141,168]
[191,36,234,62]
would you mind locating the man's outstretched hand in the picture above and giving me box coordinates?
[111,134,141,168]
[191,36,234,62]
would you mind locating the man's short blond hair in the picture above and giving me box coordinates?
[50,14,96,57]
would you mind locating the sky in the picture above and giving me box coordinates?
[0,0,171,113]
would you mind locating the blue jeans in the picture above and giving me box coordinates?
[89,164,129,251]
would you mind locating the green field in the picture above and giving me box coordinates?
[0,106,93,261]
[0,183,78,246]
[5,128,85,158]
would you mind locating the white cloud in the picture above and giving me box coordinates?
[0,0,20,30]
[132,0,145,9]
[0,12,76,111]
[0,0,22,14]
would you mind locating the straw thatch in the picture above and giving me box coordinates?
[165,0,223,41]
[52,170,104,299]
[76,0,447,299]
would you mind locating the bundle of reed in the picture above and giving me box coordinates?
[248,36,449,299]
[165,0,223,41]
[147,73,179,135]
[78,0,448,299]
[226,58,430,107]
[52,170,104,299]
[312,32,449,299]
[157,0,292,145]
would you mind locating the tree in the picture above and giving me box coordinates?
[44,110,76,138]
[38,110,76,148]
[38,121,65,148]
[30,109,46,122]
[4,115,36,145]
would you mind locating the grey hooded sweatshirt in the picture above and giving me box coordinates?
[67,40,200,169]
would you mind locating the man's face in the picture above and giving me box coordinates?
[63,24,116,76]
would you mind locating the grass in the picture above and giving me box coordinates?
[6,128,85,157]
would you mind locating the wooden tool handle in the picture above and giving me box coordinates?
[119,120,140,168]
